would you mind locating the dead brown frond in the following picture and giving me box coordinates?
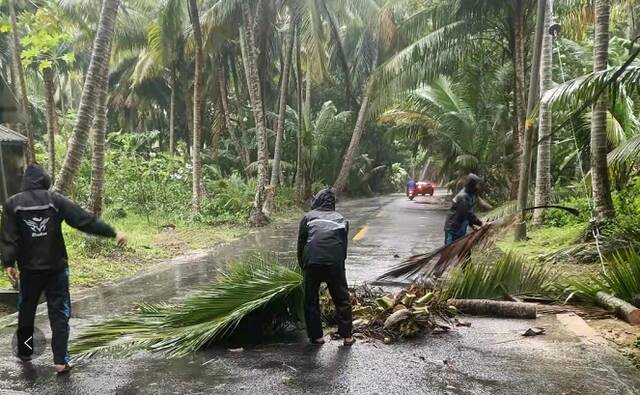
[376,223,499,282]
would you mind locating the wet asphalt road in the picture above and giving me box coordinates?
[0,192,639,394]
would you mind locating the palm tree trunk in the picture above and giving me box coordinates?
[89,40,112,217]
[591,0,615,220]
[218,70,249,169]
[211,104,222,160]
[189,0,204,211]
[264,13,295,216]
[42,67,59,180]
[241,3,269,226]
[8,0,35,164]
[510,0,526,200]
[54,0,120,194]
[319,0,357,110]
[294,27,304,202]
[334,47,379,194]
[515,0,546,241]
[169,67,176,155]
[533,0,554,225]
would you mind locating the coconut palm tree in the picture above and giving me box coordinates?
[188,0,204,211]
[54,0,121,194]
[533,0,554,225]
[8,0,35,163]
[238,2,270,226]
[89,39,113,216]
[264,4,296,216]
[511,0,527,200]
[590,0,615,220]
[380,76,508,184]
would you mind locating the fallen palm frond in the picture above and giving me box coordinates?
[376,223,498,282]
[70,255,304,360]
[442,252,559,300]
[377,203,581,283]
[563,249,640,303]
[71,256,458,360]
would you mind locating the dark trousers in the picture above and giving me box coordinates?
[18,269,71,364]
[303,264,353,340]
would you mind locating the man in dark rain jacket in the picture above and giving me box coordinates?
[297,188,354,346]
[1,164,126,374]
[444,173,483,245]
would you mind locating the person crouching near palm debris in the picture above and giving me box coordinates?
[444,173,483,245]
[297,188,355,346]
[1,164,127,374]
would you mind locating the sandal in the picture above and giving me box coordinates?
[55,363,74,375]
[343,338,356,347]
[310,338,325,345]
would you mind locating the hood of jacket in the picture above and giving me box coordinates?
[464,173,482,194]
[22,164,52,191]
[311,188,336,211]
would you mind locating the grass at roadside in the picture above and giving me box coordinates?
[496,223,586,259]
[0,207,301,291]
[494,223,603,279]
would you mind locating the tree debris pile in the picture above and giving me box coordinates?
[322,285,454,342]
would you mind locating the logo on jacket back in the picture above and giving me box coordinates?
[24,217,49,237]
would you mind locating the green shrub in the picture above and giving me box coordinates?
[64,131,296,225]
[543,196,591,227]
[443,252,559,300]
[563,249,640,303]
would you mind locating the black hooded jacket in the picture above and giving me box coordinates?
[1,164,117,271]
[444,174,483,232]
[297,189,349,269]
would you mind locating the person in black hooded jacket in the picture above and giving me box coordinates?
[0,164,126,374]
[444,173,483,245]
[297,188,354,346]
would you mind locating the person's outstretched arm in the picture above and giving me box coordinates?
[1,203,19,284]
[52,193,126,245]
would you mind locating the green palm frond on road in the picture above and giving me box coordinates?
[70,255,304,360]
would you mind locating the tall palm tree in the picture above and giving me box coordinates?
[333,0,389,193]
[380,76,506,182]
[42,66,59,178]
[89,39,113,217]
[590,0,615,219]
[533,0,554,225]
[333,54,377,193]
[264,5,295,216]
[217,58,251,169]
[511,0,526,199]
[240,2,269,226]
[8,0,35,163]
[54,0,121,194]
[188,0,204,211]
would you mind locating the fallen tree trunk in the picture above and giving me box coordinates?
[595,291,640,325]
[448,299,537,319]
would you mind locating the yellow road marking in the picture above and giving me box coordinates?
[352,226,368,241]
